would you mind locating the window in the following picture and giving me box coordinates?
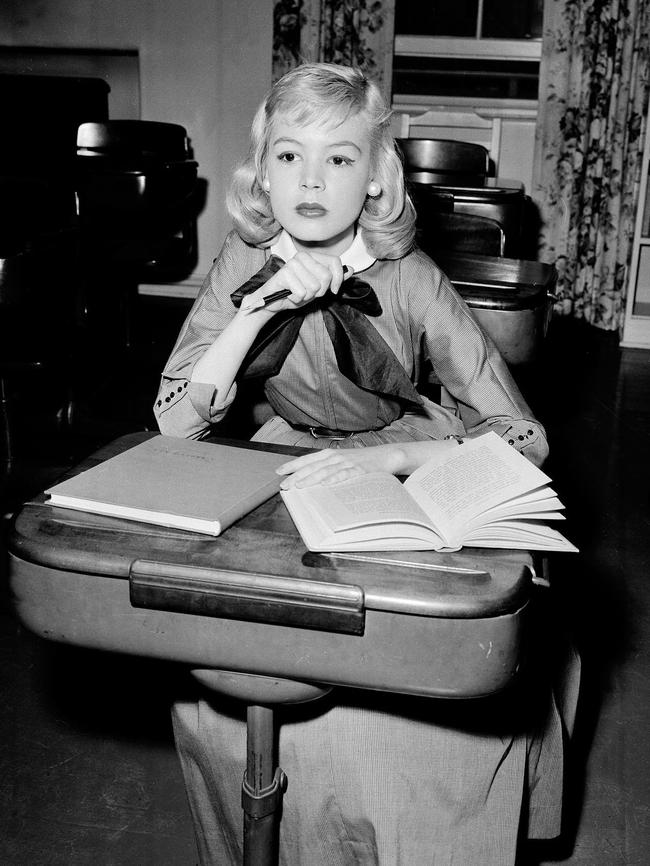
[395,0,543,40]
[393,0,543,105]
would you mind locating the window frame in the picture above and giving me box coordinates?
[392,36,542,112]
[394,36,542,63]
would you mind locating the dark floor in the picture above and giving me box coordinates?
[1,301,649,865]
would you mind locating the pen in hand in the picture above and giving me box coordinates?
[241,287,292,312]
[241,265,354,313]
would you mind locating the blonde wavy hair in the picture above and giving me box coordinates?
[226,62,416,260]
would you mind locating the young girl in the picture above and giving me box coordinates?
[157,63,574,865]
[154,63,546,469]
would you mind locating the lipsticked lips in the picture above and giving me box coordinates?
[295,202,327,216]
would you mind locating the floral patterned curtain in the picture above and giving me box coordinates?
[273,0,396,102]
[532,0,650,331]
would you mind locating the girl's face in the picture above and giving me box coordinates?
[264,111,374,257]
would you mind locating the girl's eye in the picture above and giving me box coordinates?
[278,152,297,163]
[330,155,353,167]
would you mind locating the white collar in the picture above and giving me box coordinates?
[270,230,376,275]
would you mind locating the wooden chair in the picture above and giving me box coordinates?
[417,211,506,258]
[397,138,490,179]
[408,180,505,258]
[400,144,527,257]
[397,108,502,175]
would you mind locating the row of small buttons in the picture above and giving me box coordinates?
[157,381,188,407]
[507,428,535,446]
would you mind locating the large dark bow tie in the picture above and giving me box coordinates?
[230,255,422,407]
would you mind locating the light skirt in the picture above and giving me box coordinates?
[172,653,579,866]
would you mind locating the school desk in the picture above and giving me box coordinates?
[7,432,540,865]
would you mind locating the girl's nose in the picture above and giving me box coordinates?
[300,163,324,191]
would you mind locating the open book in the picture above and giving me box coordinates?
[281,431,578,553]
[45,435,288,536]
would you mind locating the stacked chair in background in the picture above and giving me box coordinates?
[0,73,202,464]
[397,136,555,402]
[75,119,200,351]
[0,74,109,465]
[398,136,530,259]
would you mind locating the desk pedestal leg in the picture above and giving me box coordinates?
[190,671,330,866]
[242,704,287,866]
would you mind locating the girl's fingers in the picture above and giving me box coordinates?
[253,251,345,312]
[290,256,335,299]
[289,252,345,298]
[277,444,401,488]
[278,454,361,489]
[322,467,362,485]
[275,265,314,304]
[276,450,333,475]
[307,253,345,295]
[279,465,328,489]
[280,464,361,490]
[259,259,328,309]
[279,462,346,488]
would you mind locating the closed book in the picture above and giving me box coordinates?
[45,435,288,535]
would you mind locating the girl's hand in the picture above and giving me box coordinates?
[276,439,461,489]
[241,251,345,315]
[277,445,403,489]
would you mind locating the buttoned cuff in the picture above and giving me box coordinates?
[468,418,549,467]
[154,376,237,439]
[187,380,237,421]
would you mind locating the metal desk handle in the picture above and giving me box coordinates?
[129,559,365,635]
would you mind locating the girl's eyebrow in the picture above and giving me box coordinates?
[272,137,302,147]
[328,140,362,154]
[271,136,362,154]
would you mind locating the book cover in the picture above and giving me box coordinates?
[46,435,289,535]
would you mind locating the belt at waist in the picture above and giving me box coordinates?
[289,422,360,440]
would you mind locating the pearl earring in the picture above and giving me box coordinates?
[367,181,381,197]
[262,179,271,192]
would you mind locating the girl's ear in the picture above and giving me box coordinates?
[367,180,381,197]
[262,177,271,193]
